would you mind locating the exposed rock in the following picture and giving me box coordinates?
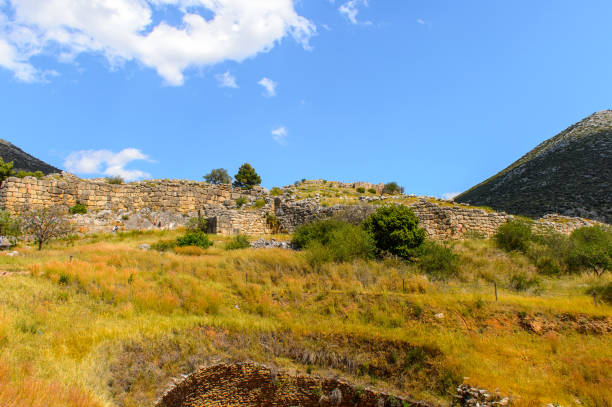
[0,138,61,174]
[250,238,295,249]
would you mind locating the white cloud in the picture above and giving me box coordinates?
[271,126,288,144]
[417,18,432,28]
[441,192,459,200]
[216,71,237,88]
[339,0,370,25]
[258,77,277,97]
[64,148,151,181]
[0,0,316,85]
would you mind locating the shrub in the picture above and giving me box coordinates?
[69,202,87,214]
[0,158,14,183]
[270,187,282,196]
[368,188,377,194]
[356,187,366,193]
[186,217,207,232]
[494,220,533,252]
[176,231,212,249]
[203,168,231,184]
[224,234,250,250]
[0,210,20,237]
[509,272,540,291]
[383,182,404,195]
[235,197,248,208]
[566,226,612,276]
[151,239,176,252]
[362,205,426,259]
[293,219,375,266]
[106,176,124,184]
[417,242,460,280]
[252,199,266,208]
[233,163,261,189]
[16,170,44,179]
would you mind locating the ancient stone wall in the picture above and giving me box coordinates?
[0,174,265,214]
[156,361,427,407]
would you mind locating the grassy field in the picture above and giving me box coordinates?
[0,230,610,407]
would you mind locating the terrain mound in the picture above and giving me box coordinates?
[455,110,612,223]
[0,138,61,174]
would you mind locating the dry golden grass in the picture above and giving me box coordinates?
[0,231,609,406]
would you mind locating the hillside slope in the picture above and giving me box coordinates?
[455,111,612,223]
[0,139,61,174]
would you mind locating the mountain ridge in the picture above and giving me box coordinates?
[0,139,61,175]
[455,110,612,223]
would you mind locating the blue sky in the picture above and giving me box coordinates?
[1,1,611,197]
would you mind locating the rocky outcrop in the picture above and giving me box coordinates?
[0,139,61,174]
[455,110,612,223]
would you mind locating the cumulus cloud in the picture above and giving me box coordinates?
[258,77,277,97]
[441,192,459,200]
[0,0,316,85]
[64,148,152,181]
[271,126,288,144]
[216,71,238,88]
[339,0,370,25]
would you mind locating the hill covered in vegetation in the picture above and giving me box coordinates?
[455,111,612,223]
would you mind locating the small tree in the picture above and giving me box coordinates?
[204,168,232,185]
[362,205,426,258]
[0,158,15,183]
[233,163,261,189]
[567,226,612,276]
[0,210,21,237]
[383,182,404,195]
[20,206,72,250]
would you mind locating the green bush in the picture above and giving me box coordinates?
[203,168,231,184]
[362,205,426,259]
[293,219,375,266]
[383,182,404,195]
[417,242,460,280]
[16,170,44,179]
[235,197,248,208]
[252,199,266,208]
[509,272,540,291]
[69,202,87,214]
[566,226,612,276]
[224,234,250,250]
[356,187,366,193]
[106,176,124,185]
[151,239,177,252]
[270,187,282,196]
[368,188,377,194]
[494,220,533,252]
[176,231,212,249]
[0,210,20,237]
[0,158,15,183]
[186,217,207,232]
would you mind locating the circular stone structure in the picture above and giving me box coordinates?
[156,361,429,407]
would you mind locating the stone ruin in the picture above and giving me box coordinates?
[0,173,606,239]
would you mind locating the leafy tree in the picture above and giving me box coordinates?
[0,158,15,183]
[567,226,612,276]
[362,205,426,258]
[383,182,404,195]
[233,163,261,189]
[20,206,72,250]
[204,168,232,185]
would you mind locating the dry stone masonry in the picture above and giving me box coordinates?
[0,174,605,238]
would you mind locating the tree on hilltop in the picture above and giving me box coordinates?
[204,168,232,185]
[383,182,404,195]
[233,163,261,189]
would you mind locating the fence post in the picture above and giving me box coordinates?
[593,292,597,307]
[402,278,405,293]
[494,282,498,302]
